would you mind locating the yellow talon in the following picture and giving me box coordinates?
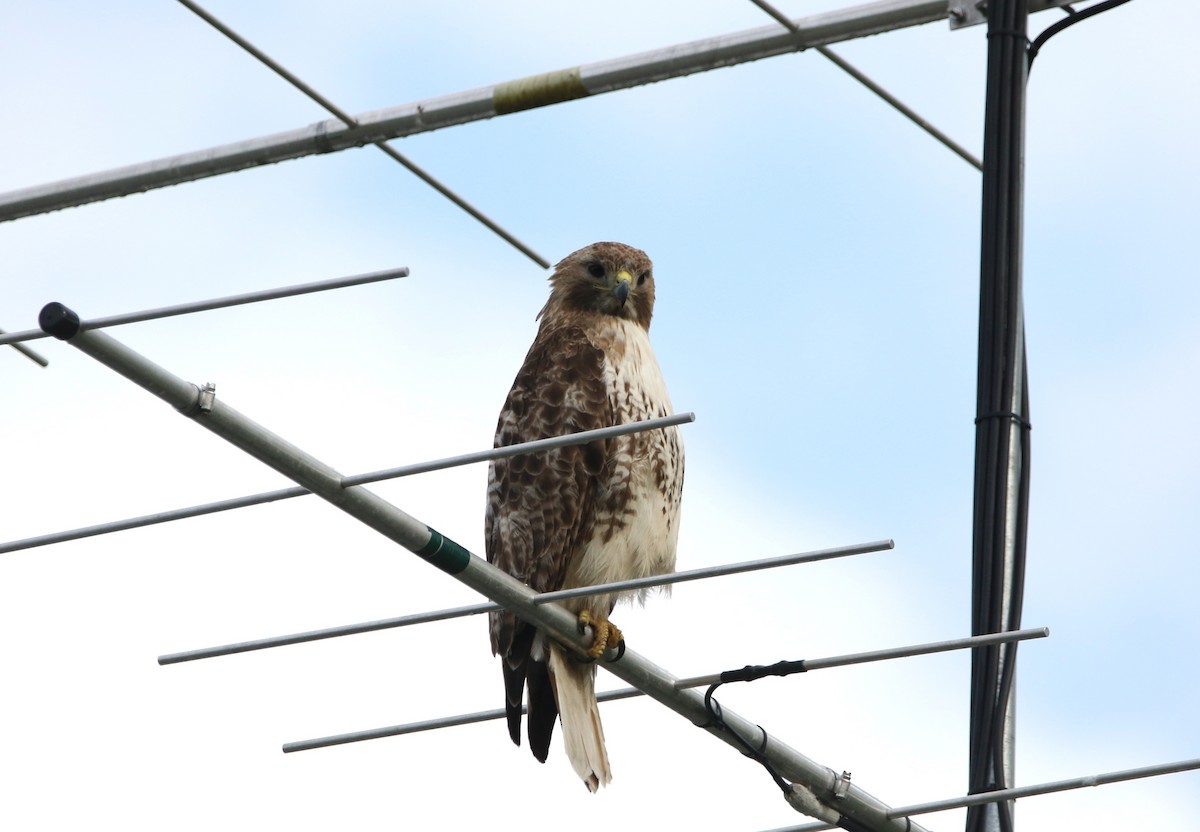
[578,610,623,659]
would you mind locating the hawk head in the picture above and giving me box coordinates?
[539,242,656,329]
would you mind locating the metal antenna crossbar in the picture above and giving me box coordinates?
[0,267,407,348]
[0,0,1080,224]
[0,0,1076,223]
[283,627,1047,752]
[776,757,1200,831]
[0,326,49,366]
[157,540,892,665]
[42,311,928,832]
[747,0,983,169]
[176,0,549,268]
[0,412,693,556]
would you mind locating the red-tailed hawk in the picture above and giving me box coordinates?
[486,241,684,791]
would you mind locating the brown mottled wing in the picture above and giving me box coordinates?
[485,323,610,757]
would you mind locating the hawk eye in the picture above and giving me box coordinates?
[586,263,605,278]
[637,272,648,286]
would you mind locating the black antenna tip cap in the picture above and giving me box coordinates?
[39,303,81,340]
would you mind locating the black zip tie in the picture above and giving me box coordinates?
[974,410,1032,431]
[986,28,1029,40]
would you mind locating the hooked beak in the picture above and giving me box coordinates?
[613,270,633,306]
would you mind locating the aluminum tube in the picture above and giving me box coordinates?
[746,0,982,169]
[0,0,1081,222]
[0,267,407,346]
[814,45,983,169]
[285,628,1048,750]
[342,412,694,485]
[771,754,1200,830]
[532,540,893,604]
[43,317,574,639]
[0,327,49,366]
[47,314,927,832]
[0,0,949,221]
[158,542,893,664]
[284,686,652,753]
[887,757,1200,818]
[160,602,498,665]
[1,413,691,555]
[0,485,308,555]
[749,758,1200,829]
[177,0,549,267]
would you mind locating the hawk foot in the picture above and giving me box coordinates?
[577,610,623,660]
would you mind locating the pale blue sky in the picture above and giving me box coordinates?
[2,2,1197,830]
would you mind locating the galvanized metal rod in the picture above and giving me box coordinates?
[0,0,954,221]
[0,485,307,556]
[0,0,1079,222]
[773,757,1200,831]
[0,327,49,366]
[44,314,926,832]
[0,413,692,555]
[680,626,1048,683]
[531,539,893,605]
[176,0,358,126]
[746,0,983,170]
[176,0,549,268]
[0,267,408,347]
[892,756,1200,818]
[283,628,1048,751]
[813,45,983,169]
[342,411,694,486]
[284,687,649,752]
[161,601,499,665]
[158,540,886,664]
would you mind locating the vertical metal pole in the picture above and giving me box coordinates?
[968,1,1031,831]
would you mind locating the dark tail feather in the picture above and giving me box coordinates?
[526,651,558,763]
[502,658,526,746]
[502,627,536,746]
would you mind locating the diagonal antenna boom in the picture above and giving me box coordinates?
[41,306,927,832]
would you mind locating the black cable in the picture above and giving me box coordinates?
[703,682,793,796]
[969,1,1030,830]
[1028,0,1134,68]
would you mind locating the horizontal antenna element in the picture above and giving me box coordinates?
[1,412,693,556]
[283,628,1049,752]
[774,757,1200,831]
[158,540,890,665]
[0,267,408,347]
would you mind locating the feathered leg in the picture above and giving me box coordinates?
[547,642,611,792]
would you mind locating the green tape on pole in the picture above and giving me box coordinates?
[416,527,471,575]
